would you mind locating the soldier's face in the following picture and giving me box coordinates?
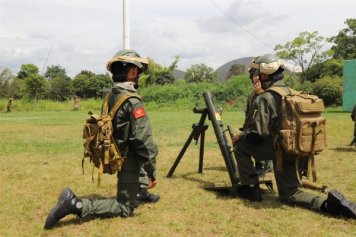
[127,67,139,82]
[252,75,260,85]
[260,73,269,81]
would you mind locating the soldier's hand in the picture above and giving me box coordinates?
[148,178,157,189]
[252,77,264,94]
[232,134,241,144]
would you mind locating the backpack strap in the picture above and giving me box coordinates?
[108,93,141,119]
[97,92,141,187]
[101,92,111,116]
[102,91,142,118]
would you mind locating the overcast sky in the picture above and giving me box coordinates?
[0,0,355,77]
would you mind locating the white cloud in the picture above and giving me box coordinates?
[0,0,355,77]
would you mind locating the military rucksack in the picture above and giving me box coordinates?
[267,86,327,182]
[82,92,140,186]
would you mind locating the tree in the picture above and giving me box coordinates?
[303,58,343,82]
[24,74,47,100]
[44,65,68,80]
[144,56,179,86]
[274,31,331,80]
[17,64,39,79]
[47,76,73,101]
[184,64,217,83]
[8,79,26,99]
[95,73,113,95]
[331,18,356,60]
[72,71,112,98]
[0,68,15,98]
[225,64,246,80]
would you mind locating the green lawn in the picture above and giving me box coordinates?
[0,108,355,237]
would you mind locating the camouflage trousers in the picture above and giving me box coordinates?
[234,139,326,211]
[138,165,150,189]
[81,156,141,217]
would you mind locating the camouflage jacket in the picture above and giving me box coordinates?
[244,80,289,144]
[243,91,261,130]
[107,82,158,180]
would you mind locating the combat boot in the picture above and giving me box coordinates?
[136,188,160,206]
[236,184,262,202]
[44,187,83,229]
[323,189,356,219]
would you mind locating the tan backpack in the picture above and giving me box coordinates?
[267,86,327,182]
[82,92,140,186]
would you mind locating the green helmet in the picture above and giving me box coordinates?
[255,54,284,75]
[256,54,279,64]
[106,49,148,72]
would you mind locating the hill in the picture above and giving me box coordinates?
[215,57,254,82]
[172,69,185,79]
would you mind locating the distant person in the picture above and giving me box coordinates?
[350,104,356,147]
[6,97,12,112]
[73,96,80,111]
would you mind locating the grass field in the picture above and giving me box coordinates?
[0,107,355,237]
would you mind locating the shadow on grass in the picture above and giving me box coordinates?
[57,215,95,228]
[330,147,356,152]
[178,171,281,209]
[204,166,227,172]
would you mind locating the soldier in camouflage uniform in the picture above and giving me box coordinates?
[233,54,356,219]
[44,49,159,229]
[241,56,273,176]
[72,95,80,111]
[6,97,12,112]
[350,104,356,147]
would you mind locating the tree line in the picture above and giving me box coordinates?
[0,19,354,106]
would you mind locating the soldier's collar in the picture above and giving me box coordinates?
[114,82,137,92]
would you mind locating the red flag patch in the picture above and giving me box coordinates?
[134,107,145,119]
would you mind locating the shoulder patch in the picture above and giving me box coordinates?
[134,107,145,119]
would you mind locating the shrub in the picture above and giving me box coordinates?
[139,75,250,110]
[312,76,342,106]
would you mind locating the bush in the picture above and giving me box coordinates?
[303,58,343,82]
[312,76,342,106]
[295,80,314,94]
[139,75,250,110]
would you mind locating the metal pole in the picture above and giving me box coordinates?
[123,0,130,49]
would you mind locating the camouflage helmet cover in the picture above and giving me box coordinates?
[106,49,149,72]
[255,54,284,75]
[248,56,261,73]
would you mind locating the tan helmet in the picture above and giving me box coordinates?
[106,49,148,72]
[248,56,261,73]
[255,54,284,75]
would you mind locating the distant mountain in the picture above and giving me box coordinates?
[215,57,254,82]
[173,69,185,79]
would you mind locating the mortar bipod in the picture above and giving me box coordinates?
[166,106,209,177]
